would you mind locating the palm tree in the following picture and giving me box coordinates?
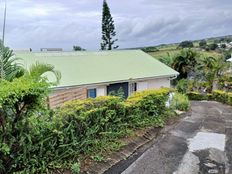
[172,49,198,79]
[27,62,61,85]
[0,41,23,81]
[198,56,229,92]
[159,52,174,67]
[0,42,61,84]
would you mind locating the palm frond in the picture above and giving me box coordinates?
[29,62,61,85]
[0,42,23,81]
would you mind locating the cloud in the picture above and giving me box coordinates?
[0,0,232,50]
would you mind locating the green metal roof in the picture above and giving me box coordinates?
[15,50,178,88]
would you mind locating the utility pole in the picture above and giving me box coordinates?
[2,0,7,45]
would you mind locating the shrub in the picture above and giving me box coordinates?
[54,96,127,154]
[187,90,232,106]
[176,79,188,94]
[0,77,51,173]
[199,40,207,48]
[212,90,228,103]
[170,93,190,111]
[186,92,208,100]
[228,93,232,105]
[125,88,173,127]
[178,41,194,48]
[141,46,159,52]
[209,43,218,50]
[0,87,178,173]
[126,88,171,116]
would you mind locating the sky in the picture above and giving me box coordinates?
[0,0,232,51]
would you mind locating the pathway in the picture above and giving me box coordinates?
[121,101,232,174]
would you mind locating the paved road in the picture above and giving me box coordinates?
[122,101,232,174]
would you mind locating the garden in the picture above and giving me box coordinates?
[0,79,188,173]
[160,48,232,105]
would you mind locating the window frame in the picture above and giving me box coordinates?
[87,88,97,98]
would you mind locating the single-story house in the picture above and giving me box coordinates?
[16,50,179,108]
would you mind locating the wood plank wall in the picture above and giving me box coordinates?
[48,87,87,109]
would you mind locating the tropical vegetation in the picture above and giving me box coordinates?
[0,41,61,83]
[0,41,23,81]
[0,81,182,173]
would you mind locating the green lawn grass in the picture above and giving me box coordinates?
[148,48,222,60]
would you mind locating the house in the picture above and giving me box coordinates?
[16,50,179,108]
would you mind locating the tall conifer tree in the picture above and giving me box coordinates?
[101,0,118,50]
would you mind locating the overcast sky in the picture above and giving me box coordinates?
[0,0,232,51]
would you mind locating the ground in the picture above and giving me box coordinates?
[105,101,232,174]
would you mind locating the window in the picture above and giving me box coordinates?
[87,88,96,98]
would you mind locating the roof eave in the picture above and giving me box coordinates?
[52,73,179,90]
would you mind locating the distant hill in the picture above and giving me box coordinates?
[126,35,232,51]
[125,35,232,60]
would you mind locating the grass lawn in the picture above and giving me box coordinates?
[148,47,222,60]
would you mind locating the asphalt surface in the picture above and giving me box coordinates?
[120,101,232,174]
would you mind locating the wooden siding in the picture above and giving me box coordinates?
[48,87,87,108]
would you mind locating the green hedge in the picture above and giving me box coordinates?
[54,96,128,154]
[0,87,182,173]
[55,88,172,142]
[187,90,232,106]
[186,92,209,100]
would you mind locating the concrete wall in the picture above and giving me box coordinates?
[137,78,170,91]
[137,81,148,91]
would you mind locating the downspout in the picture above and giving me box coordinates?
[169,75,178,80]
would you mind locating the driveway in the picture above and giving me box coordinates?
[121,101,232,174]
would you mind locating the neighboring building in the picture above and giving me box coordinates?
[16,50,179,108]
[40,48,63,52]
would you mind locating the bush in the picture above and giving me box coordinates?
[0,77,51,173]
[186,92,208,100]
[178,41,194,48]
[212,90,228,103]
[141,46,159,52]
[170,93,190,111]
[199,40,207,48]
[125,88,172,127]
[176,79,188,94]
[228,93,232,105]
[0,87,178,173]
[126,88,171,115]
[209,43,218,50]
[187,90,232,106]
